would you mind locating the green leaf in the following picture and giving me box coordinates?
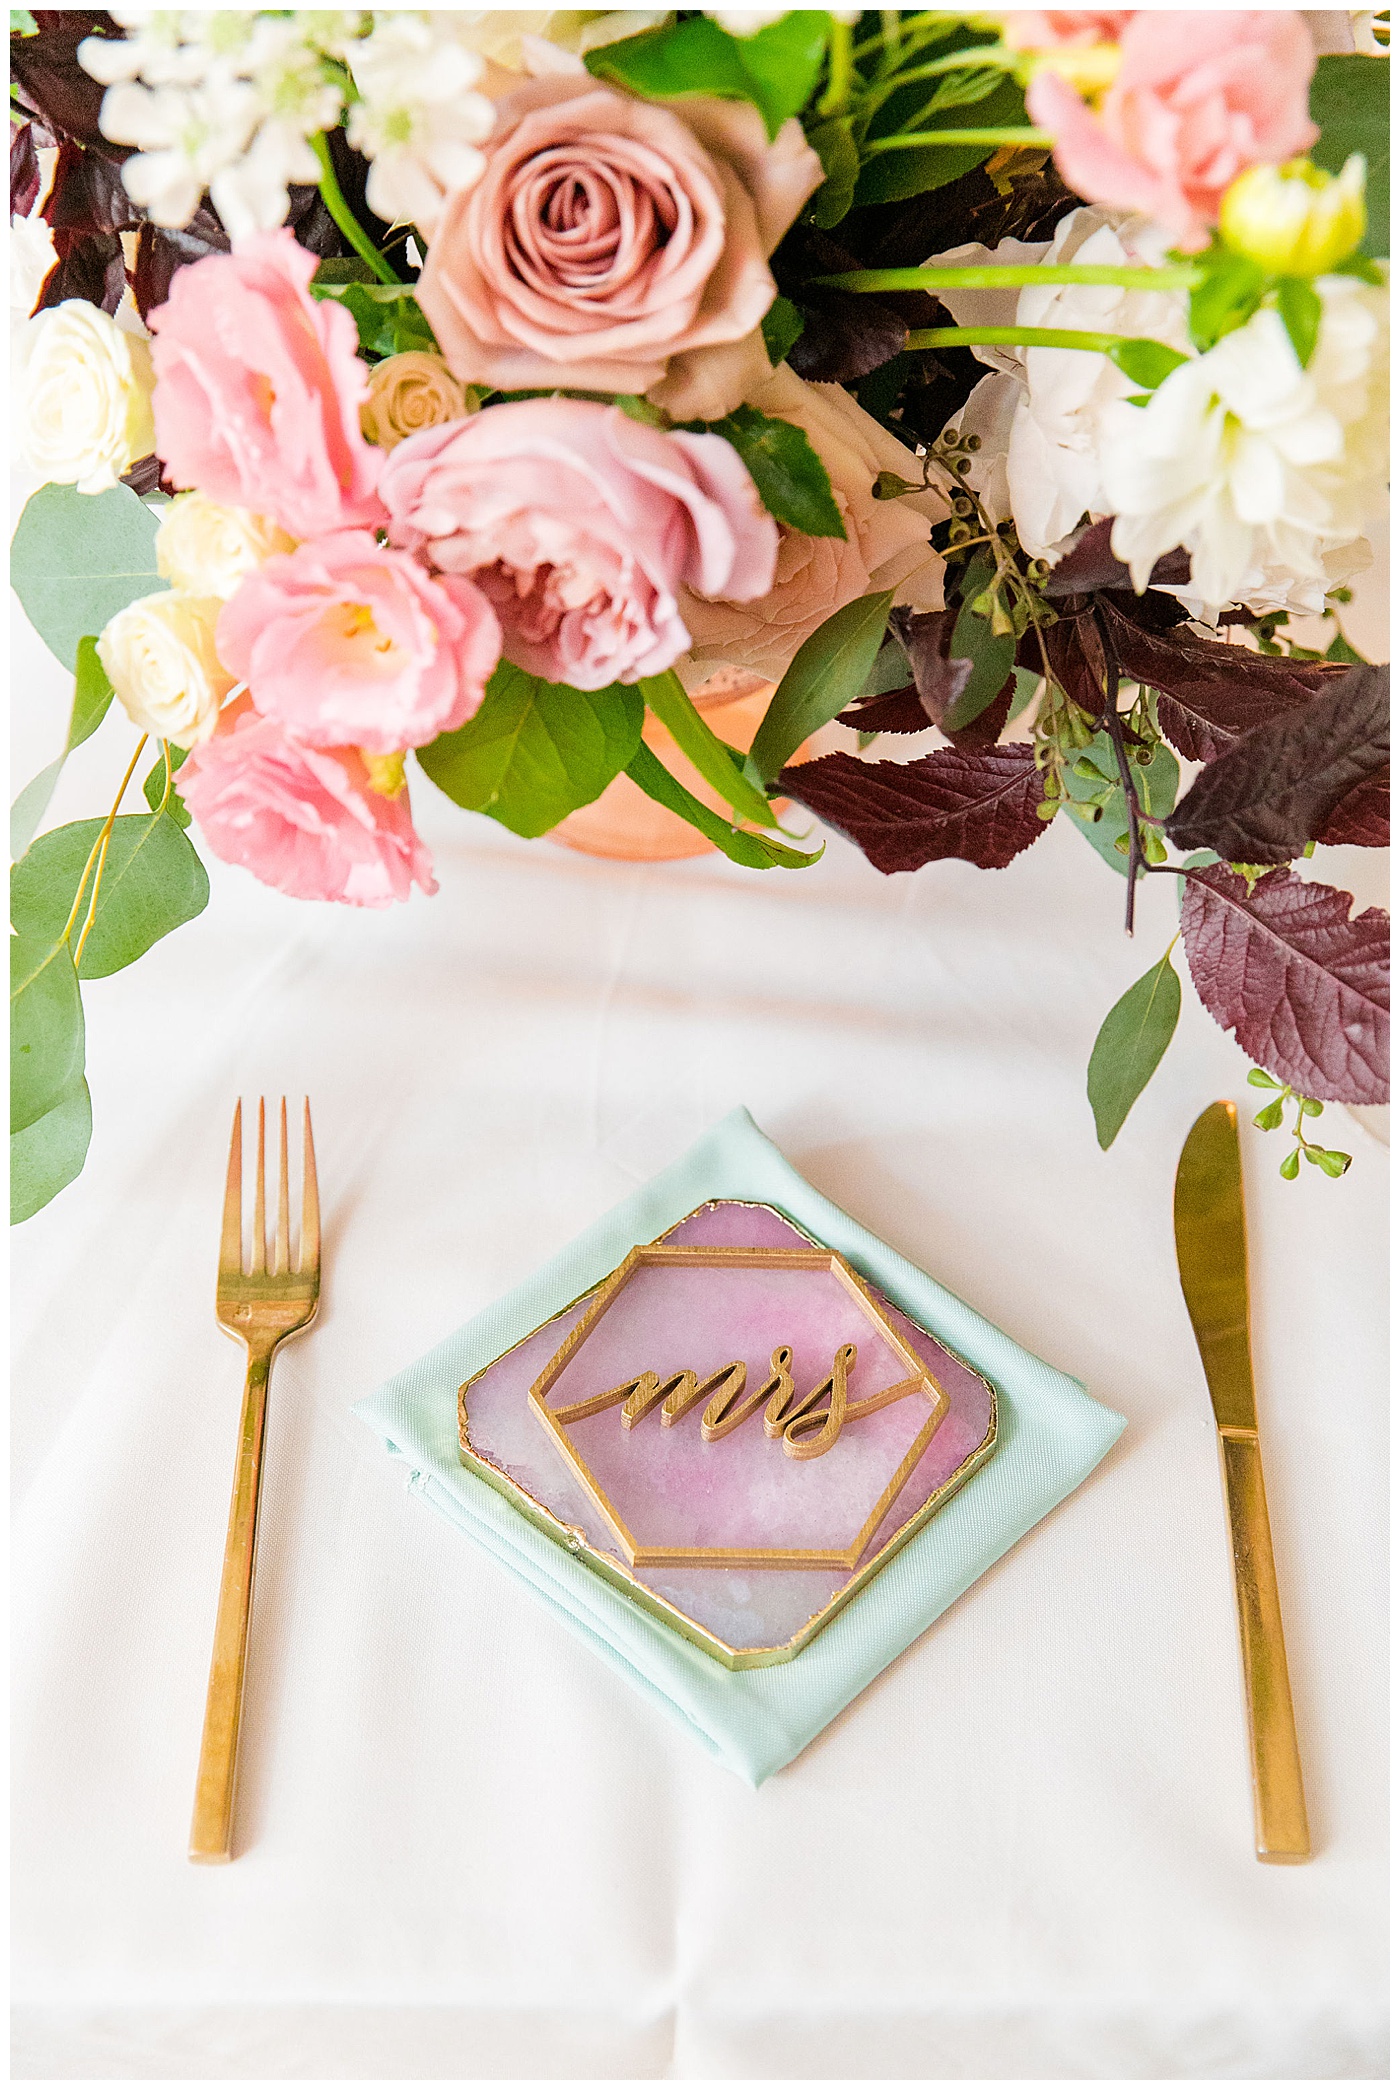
[625,743,820,870]
[11,9,38,32]
[945,574,1016,733]
[142,741,190,827]
[1325,627,1367,665]
[1107,339,1189,389]
[750,589,894,784]
[1188,247,1266,351]
[11,1076,91,1224]
[638,672,780,829]
[312,280,438,358]
[854,73,1027,208]
[1279,1146,1301,1180]
[1246,1067,1279,1088]
[1252,1097,1285,1130]
[312,256,379,286]
[1087,949,1182,1149]
[1006,665,1042,722]
[10,811,209,980]
[10,481,165,671]
[10,931,83,1135]
[1310,54,1389,258]
[761,293,806,365]
[806,114,860,229]
[9,636,116,859]
[415,664,644,838]
[705,404,845,539]
[1065,731,1179,877]
[1276,277,1322,369]
[585,13,829,139]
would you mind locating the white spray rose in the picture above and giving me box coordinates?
[155,494,297,600]
[17,299,156,494]
[97,592,235,748]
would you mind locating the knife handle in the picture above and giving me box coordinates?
[1218,1429,1310,1863]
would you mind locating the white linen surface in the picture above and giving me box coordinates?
[11,580,1388,2080]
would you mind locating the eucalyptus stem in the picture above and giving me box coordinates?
[863,125,1053,155]
[309,130,400,286]
[814,263,1203,294]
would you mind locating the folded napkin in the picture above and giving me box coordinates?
[354,1108,1125,1784]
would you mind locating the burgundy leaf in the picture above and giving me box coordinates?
[888,605,970,725]
[42,133,138,236]
[36,229,125,311]
[132,211,231,316]
[120,453,167,496]
[11,121,41,219]
[777,744,1046,873]
[1042,518,1192,597]
[1179,864,1389,1104]
[1317,770,1390,848]
[1167,664,1390,862]
[1042,611,1107,714]
[787,291,907,384]
[1099,599,1342,761]
[841,683,929,735]
[11,13,123,157]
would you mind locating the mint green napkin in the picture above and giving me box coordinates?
[353,1108,1125,1784]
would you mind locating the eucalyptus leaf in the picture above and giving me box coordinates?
[10,481,164,671]
[638,672,780,829]
[626,744,820,870]
[142,741,190,827]
[11,931,84,1134]
[751,590,895,784]
[1086,949,1182,1149]
[11,1076,91,1224]
[945,573,1015,733]
[10,811,209,980]
[9,635,116,859]
[416,664,644,837]
[1310,53,1388,258]
[704,404,845,539]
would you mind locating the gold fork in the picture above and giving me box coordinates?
[189,1097,320,1864]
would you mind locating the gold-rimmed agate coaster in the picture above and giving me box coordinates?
[459,1200,997,1668]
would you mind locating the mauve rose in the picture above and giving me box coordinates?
[149,229,385,541]
[379,396,778,690]
[679,365,945,685]
[1027,11,1319,249]
[415,77,823,420]
[177,696,436,908]
[217,530,503,754]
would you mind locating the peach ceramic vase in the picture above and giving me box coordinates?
[549,669,795,863]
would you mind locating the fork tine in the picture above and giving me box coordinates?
[273,1097,290,1275]
[250,1098,267,1275]
[220,1100,244,1275]
[299,1099,320,1276]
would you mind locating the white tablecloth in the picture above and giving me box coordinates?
[11,571,1388,2079]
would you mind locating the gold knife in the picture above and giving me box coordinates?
[1173,1100,1310,1863]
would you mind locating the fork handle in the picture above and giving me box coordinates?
[189,1343,274,1863]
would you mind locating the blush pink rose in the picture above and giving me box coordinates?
[378,397,779,691]
[148,229,385,541]
[177,696,436,907]
[415,77,823,421]
[1027,11,1319,248]
[216,530,501,754]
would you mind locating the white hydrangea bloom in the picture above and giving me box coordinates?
[344,15,495,234]
[1104,277,1389,613]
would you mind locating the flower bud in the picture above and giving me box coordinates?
[1219,154,1367,276]
[97,592,235,749]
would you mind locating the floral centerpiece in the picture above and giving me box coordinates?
[10,7,1390,1220]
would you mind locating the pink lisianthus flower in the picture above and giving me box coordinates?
[177,696,436,907]
[1027,11,1319,248]
[148,230,385,541]
[1005,11,1132,47]
[217,530,502,754]
[378,397,778,691]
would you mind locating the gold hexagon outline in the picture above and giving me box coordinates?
[526,1242,951,1572]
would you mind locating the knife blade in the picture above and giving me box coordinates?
[1174,1100,1310,1864]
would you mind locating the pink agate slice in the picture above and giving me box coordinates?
[461,1202,995,1655]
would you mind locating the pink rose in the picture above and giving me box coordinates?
[379,397,778,691]
[1028,11,1319,248]
[216,530,501,754]
[415,78,823,421]
[149,229,385,541]
[178,697,436,908]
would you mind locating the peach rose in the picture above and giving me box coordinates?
[149,229,384,541]
[177,695,436,908]
[379,396,778,690]
[361,350,475,451]
[1027,11,1319,249]
[415,76,823,420]
[678,365,946,684]
[216,530,502,753]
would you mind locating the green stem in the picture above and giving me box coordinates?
[309,130,400,286]
[862,126,1053,155]
[818,14,855,116]
[856,44,1019,119]
[905,325,1148,353]
[813,263,1203,293]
